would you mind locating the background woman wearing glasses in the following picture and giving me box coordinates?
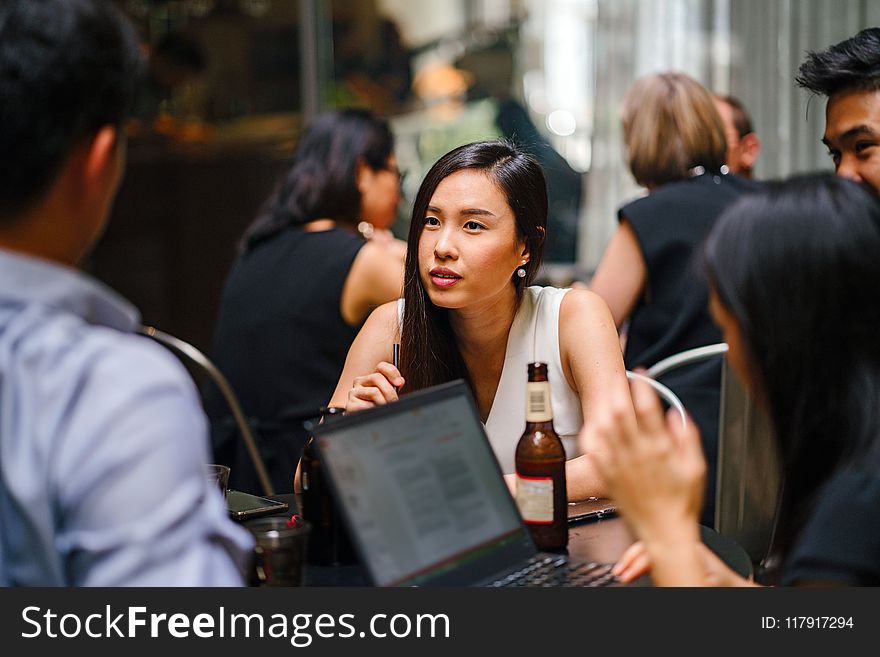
[206,109,405,494]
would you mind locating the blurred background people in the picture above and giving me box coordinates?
[797,27,880,193]
[714,94,761,179]
[92,2,880,369]
[594,174,880,586]
[0,0,249,586]
[332,14,414,116]
[135,31,209,124]
[589,72,758,526]
[206,109,405,494]
[457,39,583,263]
[328,140,632,501]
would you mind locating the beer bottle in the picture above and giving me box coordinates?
[300,406,357,566]
[515,362,568,551]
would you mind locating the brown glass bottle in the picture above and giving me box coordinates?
[514,362,568,552]
[300,406,357,566]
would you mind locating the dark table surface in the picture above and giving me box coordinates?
[251,493,752,587]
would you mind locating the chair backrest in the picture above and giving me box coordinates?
[646,343,730,379]
[646,342,781,565]
[626,370,687,429]
[139,325,275,496]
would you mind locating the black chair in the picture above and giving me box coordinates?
[139,325,275,496]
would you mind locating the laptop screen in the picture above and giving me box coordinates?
[314,381,533,586]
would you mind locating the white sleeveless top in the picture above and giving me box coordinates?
[398,285,583,474]
[484,286,583,473]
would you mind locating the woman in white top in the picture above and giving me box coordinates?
[328,140,632,500]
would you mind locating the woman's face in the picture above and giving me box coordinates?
[418,168,527,311]
[358,154,401,229]
[708,289,759,398]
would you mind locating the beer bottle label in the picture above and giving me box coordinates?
[526,381,553,422]
[515,474,554,523]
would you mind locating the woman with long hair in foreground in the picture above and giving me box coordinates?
[592,174,880,586]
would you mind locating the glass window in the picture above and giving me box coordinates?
[93,1,305,352]
[324,0,587,273]
[88,0,880,352]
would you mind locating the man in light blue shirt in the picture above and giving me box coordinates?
[0,0,252,586]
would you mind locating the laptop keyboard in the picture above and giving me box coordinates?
[489,555,618,587]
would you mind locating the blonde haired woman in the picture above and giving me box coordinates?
[589,72,758,526]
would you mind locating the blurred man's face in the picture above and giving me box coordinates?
[714,98,758,178]
[823,88,880,193]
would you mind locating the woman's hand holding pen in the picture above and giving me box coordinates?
[346,362,405,412]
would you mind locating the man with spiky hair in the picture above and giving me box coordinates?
[0,0,251,586]
[797,27,880,193]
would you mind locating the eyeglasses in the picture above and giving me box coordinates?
[385,165,407,186]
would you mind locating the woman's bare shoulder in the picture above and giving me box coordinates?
[558,287,619,358]
[560,287,614,318]
[363,299,402,335]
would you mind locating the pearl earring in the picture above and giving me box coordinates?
[516,267,526,278]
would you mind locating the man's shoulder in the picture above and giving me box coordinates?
[7,309,196,405]
[78,325,199,404]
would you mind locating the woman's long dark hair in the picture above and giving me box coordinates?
[702,174,880,561]
[400,140,547,393]
[239,108,394,252]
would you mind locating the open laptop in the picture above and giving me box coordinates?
[306,380,618,587]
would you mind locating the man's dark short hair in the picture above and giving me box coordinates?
[0,0,142,220]
[796,27,880,98]
[717,94,754,138]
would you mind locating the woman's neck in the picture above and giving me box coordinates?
[301,218,336,232]
[448,285,520,421]
[305,218,366,234]
[449,285,519,362]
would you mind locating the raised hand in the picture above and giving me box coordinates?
[346,361,406,413]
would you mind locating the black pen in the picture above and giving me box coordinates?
[392,343,400,392]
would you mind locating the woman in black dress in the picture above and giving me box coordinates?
[594,175,880,586]
[589,72,757,525]
[206,109,405,493]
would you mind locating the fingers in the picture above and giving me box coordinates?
[666,408,707,491]
[585,378,633,455]
[346,362,405,412]
[629,372,668,439]
[585,384,635,493]
[350,374,396,405]
[344,394,377,413]
[667,409,703,458]
[590,373,665,481]
[589,372,704,554]
[612,541,651,583]
[617,552,651,583]
[587,422,621,485]
[587,449,615,498]
[374,361,405,389]
[613,541,645,573]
